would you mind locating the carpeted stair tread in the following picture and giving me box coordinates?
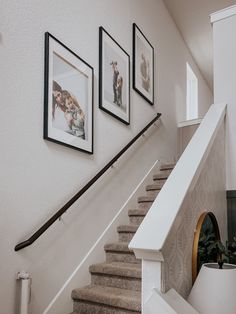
[154,172,170,180]
[137,196,155,203]
[105,242,140,263]
[117,225,139,242]
[71,162,176,312]
[128,208,148,216]
[153,173,168,180]
[157,168,172,176]
[147,180,166,188]
[146,184,161,191]
[89,262,141,278]
[72,285,141,312]
[105,242,132,253]
[117,225,139,233]
[159,163,175,170]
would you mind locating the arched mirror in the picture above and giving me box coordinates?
[192,212,220,283]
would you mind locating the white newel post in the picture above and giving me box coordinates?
[131,249,164,313]
[142,260,163,310]
[132,248,200,314]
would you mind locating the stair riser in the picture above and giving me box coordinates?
[138,202,153,210]
[159,169,172,176]
[118,232,135,242]
[146,190,159,198]
[106,252,140,264]
[91,274,141,291]
[73,302,141,314]
[153,174,168,180]
[160,163,175,171]
[72,164,176,313]
[129,216,144,225]
[151,180,166,188]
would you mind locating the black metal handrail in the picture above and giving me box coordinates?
[15,113,161,251]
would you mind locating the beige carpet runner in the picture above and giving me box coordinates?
[71,163,174,314]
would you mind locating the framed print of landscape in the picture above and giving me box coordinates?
[133,23,154,105]
[99,26,130,125]
[44,32,94,153]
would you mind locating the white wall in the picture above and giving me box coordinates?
[0,0,212,313]
[212,6,236,190]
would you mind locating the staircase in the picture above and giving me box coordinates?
[71,163,175,314]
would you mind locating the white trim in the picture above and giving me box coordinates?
[133,248,164,261]
[178,118,202,128]
[210,5,236,24]
[129,103,226,254]
[142,261,162,312]
[186,63,198,121]
[43,159,161,314]
[144,289,199,314]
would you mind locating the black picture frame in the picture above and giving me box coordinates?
[44,32,94,154]
[133,23,154,105]
[99,26,130,125]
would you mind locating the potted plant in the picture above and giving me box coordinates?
[199,231,236,269]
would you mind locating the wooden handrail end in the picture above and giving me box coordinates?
[15,239,31,251]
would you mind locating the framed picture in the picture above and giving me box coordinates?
[44,32,94,153]
[99,27,130,125]
[133,23,154,105]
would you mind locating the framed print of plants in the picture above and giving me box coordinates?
[99,26,130,125]
[44,32,94,153]
[133,23,154,105]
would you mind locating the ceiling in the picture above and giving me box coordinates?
[163,0,236,90]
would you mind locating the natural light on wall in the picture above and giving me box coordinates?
[186,63,198,120]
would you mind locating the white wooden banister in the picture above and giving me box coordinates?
[129,103,227,313]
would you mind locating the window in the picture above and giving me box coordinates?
[186,63,198,120]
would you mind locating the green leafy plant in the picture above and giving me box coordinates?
[226,236,236,264]
[199,232,236,269]
[198,226,218,271]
